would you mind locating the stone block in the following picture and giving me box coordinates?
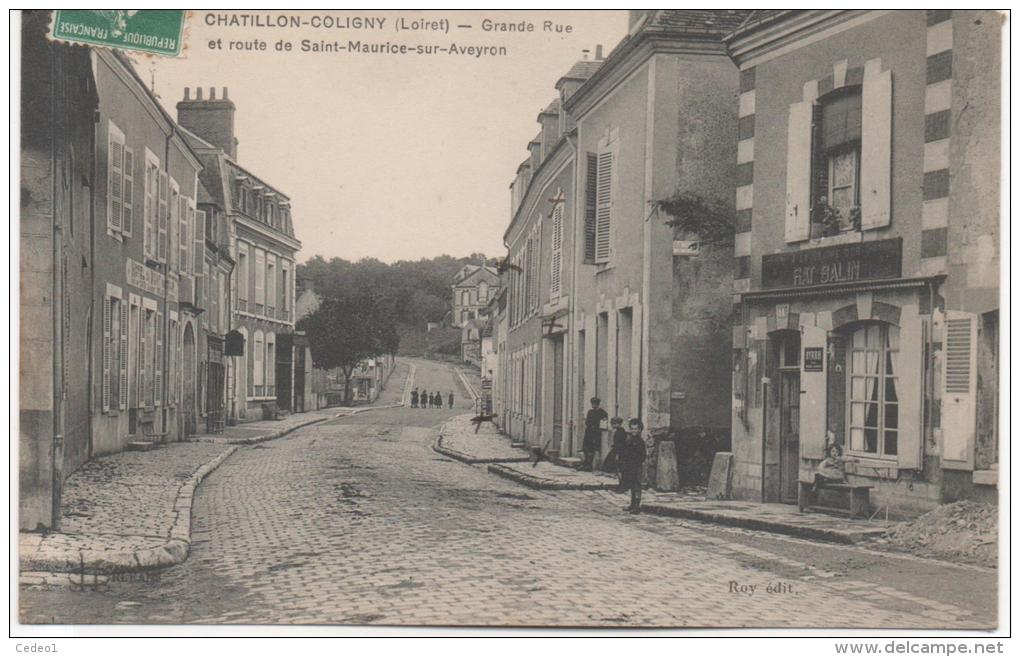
[655,442,680,492]
[707,452,734,500]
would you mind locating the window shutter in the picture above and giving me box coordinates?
[584,154,598,264]
[155,311,164,406]
[122,147,134,237]
[799,324,828,467]
[897,309,924,470]
[785,101,812,242]
[170,189,179,271]
[108,137,123,232]
[157,172,168,262]
[139,311,147,407]
[254,250,265,305]
[594,148,613,263]
[809,103,826,219]
[144,164,156,258]
[119,300,128,410]
[550,203,562,299]
[860,59,892,230]
[194,209,206,277]
[102,297,111,412]
[942,311,977,468]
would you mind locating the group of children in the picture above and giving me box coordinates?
[581,397,647,514]
[409,388,454,409]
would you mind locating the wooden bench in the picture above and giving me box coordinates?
[798,481,872,519]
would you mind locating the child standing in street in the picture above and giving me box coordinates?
[602,417,626,477]
[581,397,608,471]
[448,392,455,409]
[618,418,647,514]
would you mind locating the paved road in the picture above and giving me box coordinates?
[19,358,996,628]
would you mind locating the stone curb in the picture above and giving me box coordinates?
[221,404,404,445]
[487,463,617,491]
[432,434,531,465]
[20,444,238,576]
[638,503,878,544]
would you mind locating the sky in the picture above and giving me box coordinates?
[139,10,628,264]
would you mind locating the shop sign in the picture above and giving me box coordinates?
[761,238,901,290]
[126,258,165,296]
[803,347,824,372]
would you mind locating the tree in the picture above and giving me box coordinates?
[297,287,397,405]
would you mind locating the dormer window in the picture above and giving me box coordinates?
[811,87,862,235]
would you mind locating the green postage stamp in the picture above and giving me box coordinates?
[50,10,186,57]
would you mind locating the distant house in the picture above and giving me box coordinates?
[451,263,500,327]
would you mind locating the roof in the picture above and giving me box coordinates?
[646,9,749,35]
[557,59,603,84]
[725,10,799,40]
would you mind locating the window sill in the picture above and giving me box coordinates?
[593,263,615,275]
[805,231,863,248]
[845,455,898,475]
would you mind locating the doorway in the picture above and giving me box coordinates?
[777,332,801,504]
[551,335,564,452]
[182,323,197,437]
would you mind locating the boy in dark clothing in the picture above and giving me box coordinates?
[618,418,647,513]
[410,389,419,408]
[581,397,608,471]
[448,392,455,409]
[420,389,428,410]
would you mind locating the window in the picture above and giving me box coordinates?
[594,134,617,264]
[168,315,178,405]
[157,171,168,262]
[171,179,183,271]
[847,323,899,458]
[811,87,862,233]
[237,244,249,308]
[267,203,274,228]
[254,248,266,309]
[266,332,275,391]
[266,255,276,313]
[128,297,140,409]
[143,307,156,406]
[478,281,488,303]
[102,292,126,412]
[253,331,264,394]
[193,204,204,277]
[281,265,289,318]
[107,122,125,235]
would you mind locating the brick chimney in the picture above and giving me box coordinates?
[176,86,237,159]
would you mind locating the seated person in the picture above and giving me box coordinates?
[812,442,847,492]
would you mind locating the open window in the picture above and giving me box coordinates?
[811,87,863,236]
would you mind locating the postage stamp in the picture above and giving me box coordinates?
[49,10,185,57]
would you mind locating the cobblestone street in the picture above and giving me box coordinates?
[20,361,996,629]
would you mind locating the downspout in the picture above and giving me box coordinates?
[565,132,578,456]
[162,126,173,439]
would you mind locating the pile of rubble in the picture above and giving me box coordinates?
[884,501,998,568]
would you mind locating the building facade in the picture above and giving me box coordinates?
[177,88,302,422]
[19,13,97,529]
[451,263,500,327]
[725,10,1000,515]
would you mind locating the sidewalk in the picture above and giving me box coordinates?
[19,406,362,580]
[433,415,531,464]
[437,413,892,543]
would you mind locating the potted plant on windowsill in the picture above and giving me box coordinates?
[811,200,861,238]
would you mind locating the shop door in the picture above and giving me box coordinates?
[779,371,801,504]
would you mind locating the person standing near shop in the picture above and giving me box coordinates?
[581,397,608,471]
[410,388,419,409]
[420,389,428,410]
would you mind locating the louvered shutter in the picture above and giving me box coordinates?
[594,148,613,263]
[860,59,892,230]
[109,137,123,232]
[584,154,598,264]
[122,147,134,237]
[119,300,128,410]
[139,311,148,406]
[144,164,155,258]
[254,250,265,306]
[155,311,164,406]
[102,297,111,412]
[175,195,184,272]
[550,203,563,299]
[942,311,977,468]
[785,101,813,242]
[194,209,206,277]
[158,172,168,262]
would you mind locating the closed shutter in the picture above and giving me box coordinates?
[785,101,812,242]
[860,59,892,230]
[108,136,123,232]
[102,297,112,412]
[195,209,206,277]
[254,250,265,305]
[176,195,186,273]
[550,203,563,299]
[122,147,134,237]
[594,147,613,263]
[158,172,168,262]
[119,300,128,410]
[799,324,828,467]
[584,154,598,264]
[144,163,156,258]
[155,311,164,406]
[897,309,924,470]
[942,311,977,468]
[139,311,147,407]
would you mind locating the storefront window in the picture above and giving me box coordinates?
[847,322,898,457]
